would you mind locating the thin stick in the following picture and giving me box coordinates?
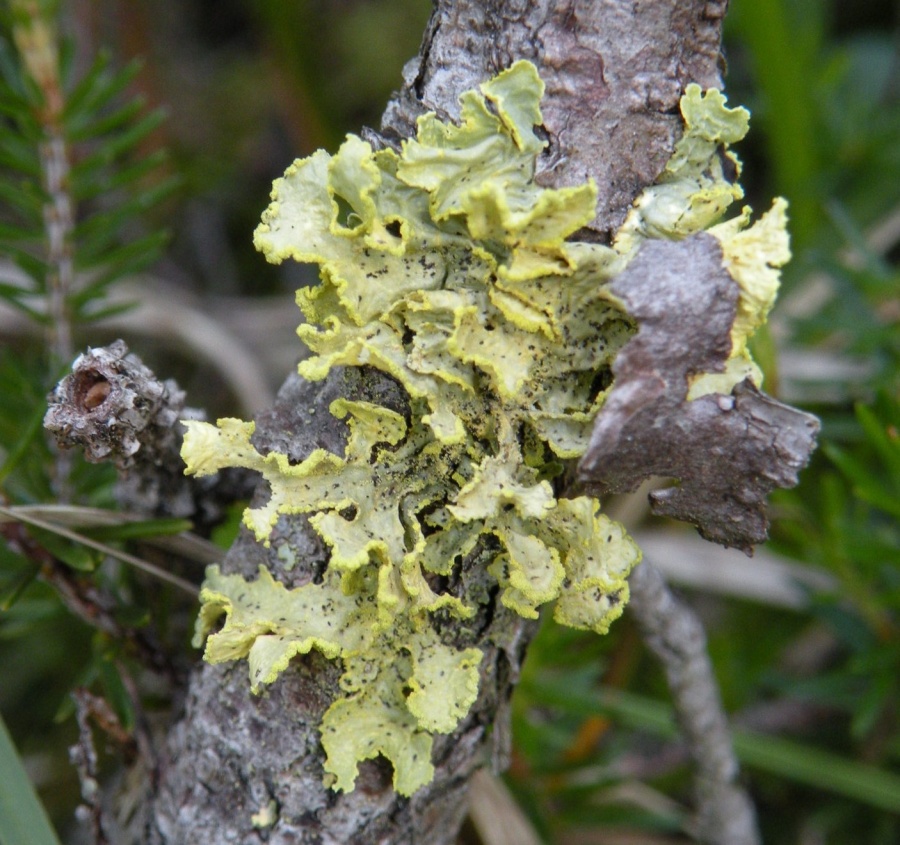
[0,505,199,597]
[627,558,761,845]
[40,129,75,367]
[71,689,112,845]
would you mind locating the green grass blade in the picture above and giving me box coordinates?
[527,683,900,814]
[731,731,900,815]
[0,714,63,845]
[727,0,822,247]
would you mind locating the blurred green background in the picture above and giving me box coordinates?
[0,1,898,843]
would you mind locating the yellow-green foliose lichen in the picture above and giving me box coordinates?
[183,62,787,796]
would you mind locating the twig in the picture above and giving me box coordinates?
[71,689,120,845]
[40,129,75,368]
[626,559,761,845]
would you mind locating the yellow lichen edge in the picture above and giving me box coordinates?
[688,198,791,398]
[183,62,786,796]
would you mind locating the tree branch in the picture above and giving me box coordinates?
[53,2,737,843]
[381,0,728,239]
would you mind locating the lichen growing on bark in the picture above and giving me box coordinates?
[183,62,785,796]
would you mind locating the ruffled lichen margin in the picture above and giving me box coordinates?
[182,61,787,797]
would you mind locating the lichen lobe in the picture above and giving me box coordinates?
[182,61,817,798]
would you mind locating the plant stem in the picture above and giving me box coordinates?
[12,1,77,497]
[40,128,75,367]
[71,689,111,845]
[12,1,76,368]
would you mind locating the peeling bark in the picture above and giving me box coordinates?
[577,236,820,551]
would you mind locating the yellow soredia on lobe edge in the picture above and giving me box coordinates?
[183,61,789,796]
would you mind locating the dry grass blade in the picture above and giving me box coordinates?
[466,769,543,845]
[0,504,221,565]
[0,504,199,596]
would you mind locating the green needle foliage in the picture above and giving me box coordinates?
[0,17,174,341]
[0,1,178,832]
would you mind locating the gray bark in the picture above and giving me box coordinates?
[382,0,728,240]
[138,2,729,843]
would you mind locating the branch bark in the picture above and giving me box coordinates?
[381,0,727,240]
[87,2,736,843]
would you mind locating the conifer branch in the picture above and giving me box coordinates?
[11,0,75,366]
[10,1,77,497]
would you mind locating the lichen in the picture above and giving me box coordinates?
[183,62,786,796]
